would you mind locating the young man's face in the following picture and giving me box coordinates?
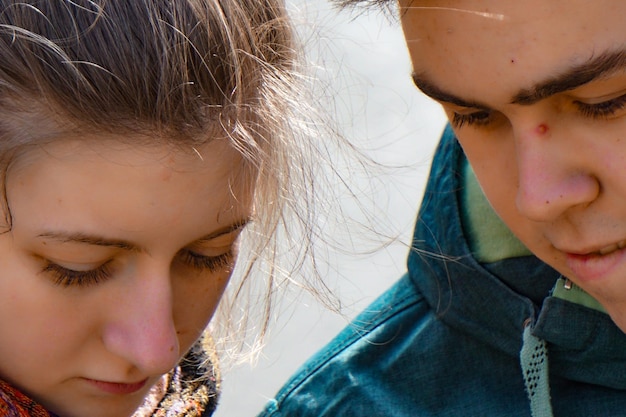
[400,0,626,330]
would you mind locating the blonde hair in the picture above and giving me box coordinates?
[0,0,328,360]
[334,0,396,11]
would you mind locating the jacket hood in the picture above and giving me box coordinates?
[407,124,626,390]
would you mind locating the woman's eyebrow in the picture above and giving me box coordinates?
[36,232,142,251]
[197,219,250,241]
[36,219,251,249]
[511,49,626,104]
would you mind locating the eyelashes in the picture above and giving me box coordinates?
[451,110,493,129]
[178,250,234,272]
[450,93,626,129]
[574,93,626,118]
[43,260,113,288]
[44,250,234,288]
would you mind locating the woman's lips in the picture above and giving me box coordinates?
[83,378,148,395]
[565,242,626,282]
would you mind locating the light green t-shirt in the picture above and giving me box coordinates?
[460,159,606,313]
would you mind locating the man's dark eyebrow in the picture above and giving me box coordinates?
[37,218,251,250]
[512,49,626,105]
[412,49,626,108]
[412,73,490,109]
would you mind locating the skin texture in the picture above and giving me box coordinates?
[400,0,626,330]
[0,135,252,417]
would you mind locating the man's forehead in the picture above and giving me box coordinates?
[399,0,626,30]
[400,0,626,105]
[398,0,506,21]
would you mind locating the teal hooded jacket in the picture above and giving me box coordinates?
[258,125,626,417]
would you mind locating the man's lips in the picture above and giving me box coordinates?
[83,378,148,395]
[562,238,626,257]
[564,240,626,282]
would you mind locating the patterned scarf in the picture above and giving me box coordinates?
[0,380,57,417]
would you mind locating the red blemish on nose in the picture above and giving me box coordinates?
[536,124,548,135]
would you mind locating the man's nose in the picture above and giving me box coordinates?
[513,123,599,222]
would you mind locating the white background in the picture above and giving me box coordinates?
[215,1,447,415]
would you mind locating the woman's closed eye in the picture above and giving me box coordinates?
[42,248,234,288]
[43,260,113,288]
[178,249,234,272]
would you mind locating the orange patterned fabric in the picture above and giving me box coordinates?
[0,380,56,417]
[0,335,218,416]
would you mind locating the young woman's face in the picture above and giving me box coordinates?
[401,1,626,328]
[0,135,252,417]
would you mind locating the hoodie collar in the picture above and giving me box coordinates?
[407,124,626,389]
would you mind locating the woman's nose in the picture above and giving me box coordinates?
[102,269,180,376]
[513,124,599,222]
